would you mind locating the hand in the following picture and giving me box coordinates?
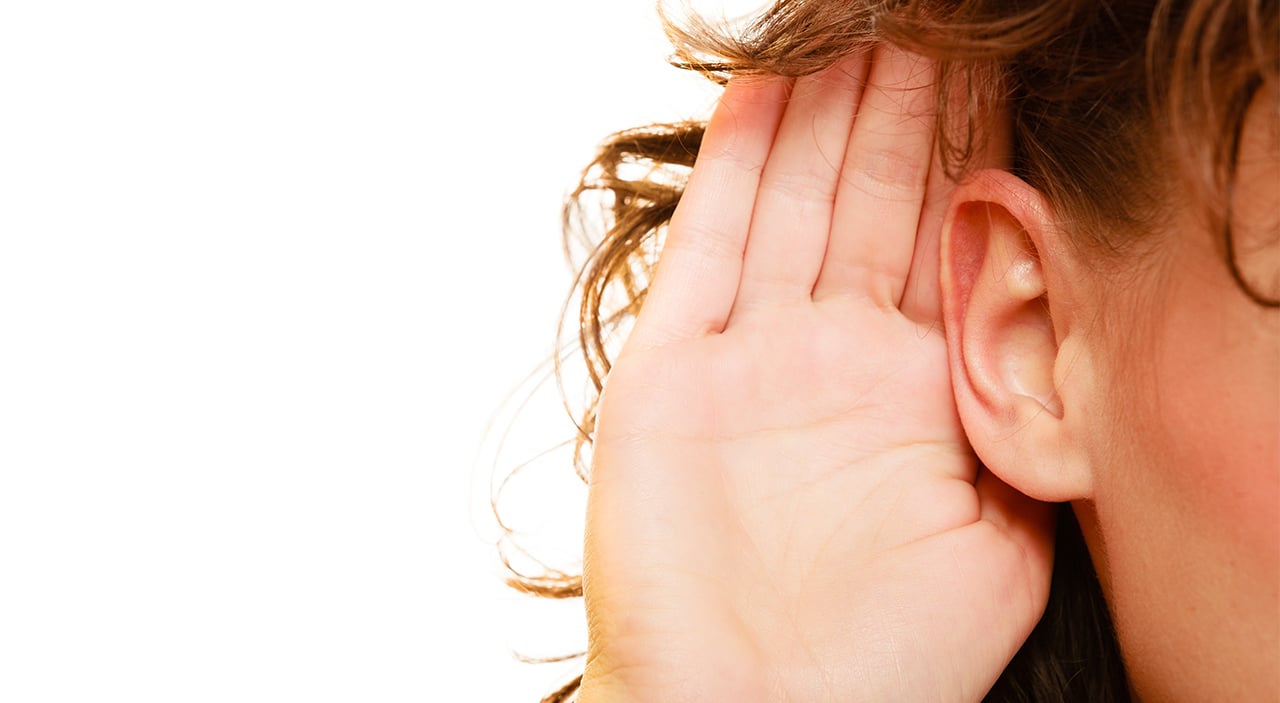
[579,46,1054,703]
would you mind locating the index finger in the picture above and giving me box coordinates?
[628,76,791,352]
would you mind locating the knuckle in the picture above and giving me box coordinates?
[844,145,928,199]
[665,219,742,264]
[702,139,767,176]
[761,168,839,204]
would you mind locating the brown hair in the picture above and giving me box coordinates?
[504,1,1279,700]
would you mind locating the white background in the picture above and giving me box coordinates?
[0,2,733,701]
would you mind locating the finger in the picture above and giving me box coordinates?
[974,468,1057,627]
[731,52,869,310]
[628,76,791,351]
[974,468,1057,571]
[928,469,1056,697]
[896,143,952,323]
[893,486,1055,700]
[899,96,1012,323]
[812,45,937,306]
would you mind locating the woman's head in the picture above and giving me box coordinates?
[515,0,1278,699]
[900,2,1277,697]
[941,148,1278,700]
[671,3,1278,696]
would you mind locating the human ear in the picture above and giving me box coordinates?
[940,170,1093,503]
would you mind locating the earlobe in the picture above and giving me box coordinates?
[941,170,1092,503]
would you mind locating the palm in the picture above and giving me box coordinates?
[582,48,1052,703]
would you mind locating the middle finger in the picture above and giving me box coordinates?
[812,45,938,306]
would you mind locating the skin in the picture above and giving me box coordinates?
[577,41,1279,703]
[938,87,1278,700]
[580,48,1053,703]
[1073,90,1280,699]
[940,153,1278,702]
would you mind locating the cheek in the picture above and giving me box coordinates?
[1138,81,1280,555]
[1082,88,1279,696]
[1147,272,1280,579]
[1091,260,1280,696]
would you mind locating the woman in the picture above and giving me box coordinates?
[510,0,1278,699]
